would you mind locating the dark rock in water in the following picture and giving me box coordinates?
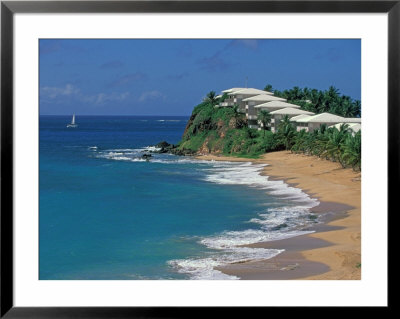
[153,141,177,154]
[170,148,196,156]
[152,141,195,156]
[155,141,171,148]
[141,153,152,161]
[141,148,154,153]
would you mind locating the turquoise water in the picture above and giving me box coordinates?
[39,115,318,280]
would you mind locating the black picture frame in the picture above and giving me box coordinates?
[1,1,394,317]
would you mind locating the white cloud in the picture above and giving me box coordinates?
[83,92,130,105]
[40,84,130,105]
[138,90,166,102]
[41,84,80,98]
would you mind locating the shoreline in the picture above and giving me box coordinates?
[195,151,361,280]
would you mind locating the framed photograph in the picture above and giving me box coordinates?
[1,0,394,316]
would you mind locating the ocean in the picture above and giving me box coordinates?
[39,115,319,280]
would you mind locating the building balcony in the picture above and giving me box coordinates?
[247,115,258,120]
[248,124,259,129]
[219,101,235,107]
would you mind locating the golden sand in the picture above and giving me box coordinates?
[195,151,361,280]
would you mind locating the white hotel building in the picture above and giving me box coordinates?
[217,87,361,133]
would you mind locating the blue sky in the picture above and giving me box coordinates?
[39,39,361,116]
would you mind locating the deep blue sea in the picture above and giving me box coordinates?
[39,115,319,280]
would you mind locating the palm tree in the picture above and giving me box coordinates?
[257,110,272,136]
[326,86,340,103]
[314,94,325,113]
[310,89,319,103]
[277,115,297,149]
[232,104,240,117]
[204,91,217,105]
[277,115,292,130]
[273,89,284,98]
[311,127,329,157]
[219,92,228,103]
[303,87,310,99]
[291,129,308,153]
[353,100,361,117]
[232,104,246,128]
[342,131,361,171]
[319,123,328,134]
[323,124,350,167]
[291,86,302,100]
[264,84,273,92]
[338,123,351,134]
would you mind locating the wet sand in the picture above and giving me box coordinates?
[217,235,331,280]
[195,151,361,280]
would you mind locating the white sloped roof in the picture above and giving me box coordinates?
[221,87,247,93]
[290,114,312,122]
[216,95,222,99]
[341,117,362,123]
[231,88,274,95]
[269,107,314,115]
[350,123,361,132]
[254,100,299,109]
[243,94,287,102]
[297,112,345,123]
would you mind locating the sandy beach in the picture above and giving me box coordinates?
[195,151,361,280]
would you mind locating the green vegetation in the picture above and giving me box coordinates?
[174,87,361,171]
[276,115,297,150]
[264,84,273,92]
[268,84,361,117]
[203,90,218,104]
[290,122,361,171]
[177,98,281,158]
[257,110,272,136]
[356,263,361,269]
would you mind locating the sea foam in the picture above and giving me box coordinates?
[168,247,283,280]
[167,160,319,280]
[92,146,161,162]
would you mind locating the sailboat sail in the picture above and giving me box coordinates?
[67,114,78,128]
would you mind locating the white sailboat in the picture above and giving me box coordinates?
[67,114,78,128]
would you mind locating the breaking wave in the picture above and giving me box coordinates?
[167,161,319,280]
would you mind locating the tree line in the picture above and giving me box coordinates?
[265,85,361,118]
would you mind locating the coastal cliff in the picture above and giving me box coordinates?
[168,101,280,158]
